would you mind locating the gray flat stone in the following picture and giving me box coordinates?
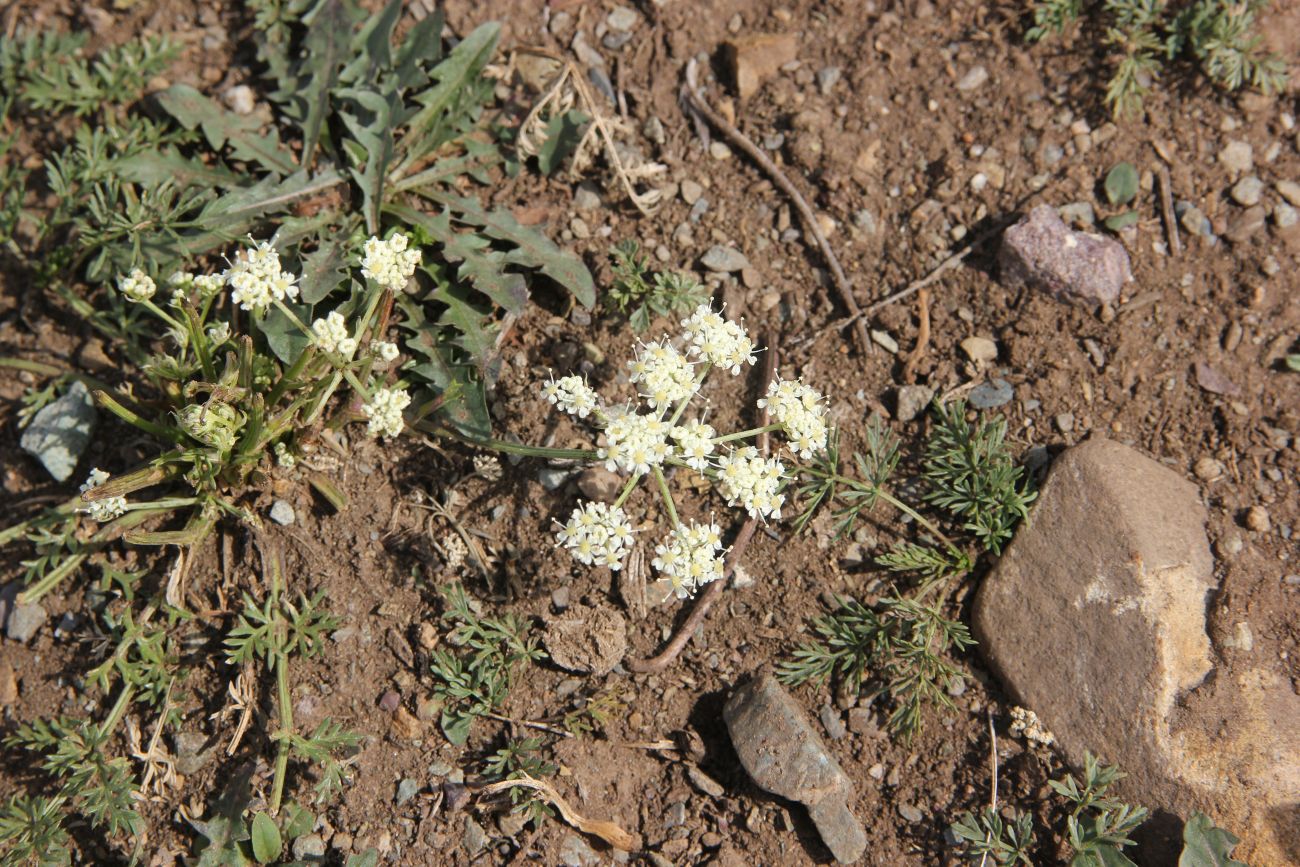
[20,380,97,482]
[701,245,750,273]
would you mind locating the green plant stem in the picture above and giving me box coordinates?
[97,682,137,741]
[613,472,642,509]
[711,423,782,445]
[816,469,959,551]
[182,307,215,382]
[270,648,292,816]
[652,467,679,530]
[95,390,186,444]
[266,347,318,407]
[272,298,314,339]
[140,299,184,333]
[416,421,598,461]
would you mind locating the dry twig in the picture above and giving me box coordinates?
[1157,164,1181,256]
[902,287,931,385]
[478,775,636,850]
[681,59,869,352]
[978,709,1000,867]
[627,336,777,674]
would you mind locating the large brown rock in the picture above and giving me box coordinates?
[975,438,1299,865]
[999,204,1133,306]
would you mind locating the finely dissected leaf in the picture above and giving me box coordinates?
[249,812,281,864]
[537,109,589,175]
[395,206,528,314]
[115,152,240,189]
[155,85,298,174]
[298,240,351,304]
[1179,812,1247,867]
[295,0,352,167]
[416,190,595,307]
[399,22,500,166]
[1104,162,1139,205]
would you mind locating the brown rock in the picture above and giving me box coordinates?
[999,204,1133,306]
[390,706,423,739]
[724,34,799,101]
[1224,205,1267,243]
[0,654,17,706]
[543,605,626,675]
[724,672,866,863]
[975,438,1298,865]
[576,467,621,503]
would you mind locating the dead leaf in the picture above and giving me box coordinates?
[479,774,636,850]
[1194,362,1241,396]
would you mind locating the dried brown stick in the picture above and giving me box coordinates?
[1158,164,1181,257]
[681,59,869,352]
[626,337,778,674]
[902,287,931,385]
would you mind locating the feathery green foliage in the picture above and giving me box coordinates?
[482,737,559,827]
[607,239,711,332]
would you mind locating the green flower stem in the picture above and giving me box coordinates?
[140,299,185,334]
[652,466,679,530]
[97,682,137,741]
[613,472,643,509]
[181,307,215,382]
[270,647,293,816]
[711,423,783,445]
[820,471,959,551]
[266,345,317,407]
[415,421,598,461]
[665,364,712,429]
[94,390,186,444]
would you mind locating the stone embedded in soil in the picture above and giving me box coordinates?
[576,466,620,503]
[572,182,602,211]
[974,437,1300,865]
[998,204,1132,306]
[19,380,97,482]
[959,335,998,364]
[701,244,749,273]
[291,834,326,860]
[968,378,1014,410]
[2,584,48,645]
[955,65,988,91]
[558,833,601,867]
[173,731,214,776]
[725,33,800,101]
[724,672,867,863]
[1225,205,1267,243]
[1230,176,1263,207]
[1218,140,1253,175]
[543,605,627,675]
[894,385,935,423]
[462,817,487,856]
[1277,179,1300,207]
[269,499,295,526]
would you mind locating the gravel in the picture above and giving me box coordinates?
[969,378,1014,410]
[1230,176,1263,207]
[20,380,97,482]
[269,499,296,526]
[606,6,639,31]
[680,179,703,205]
[955,65,988,91]
[572,182,601,211]
[1218,140,1253,174]
[701,245,750,272]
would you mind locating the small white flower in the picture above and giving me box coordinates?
[599,411,671,475]
[362,387,410,439]
[371,340,400,364]
[168,271,194,306]
[225,240,299,312]
[78,468,128,522]
[555,501,635,570]
[715,446,787,520]
[627,339,697,411]
[274,441,296,468]
[361,232,422,291]
[311,310,351,353]
[118,269,156,303]
[193,274,224,298]
[652,520,726,598]
[1009,706,1056,747]
[758,375,830,459]
[542,373,600,419]
[681,303,757,374]
[669,419,716,471]
[206,321,231,345]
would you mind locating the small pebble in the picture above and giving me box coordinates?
[222,84,256,115]
[709,141,732,160]
[959,336,997,364]
[395,778,420,806]
[378,690,401,713]
[955,65,989,91]
[1218,140,1253,174]
[573,183,602,211]
[870,330,899,354]
[898,803,924,823]
[569,217,590,240]
[819,705,847,740]
[1055,413,1075,433]
[969,378,1014,410]
[1193,457,1225,481]
[1276,180,1300,208]
[269,499,295,526]
[606,6,639,31]
[680,180,703,205]
[1230,176,1263,207]
[1245,506,1270,533]
[817,66,841,95]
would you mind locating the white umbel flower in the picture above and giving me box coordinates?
[715,446,787,520]
[652,520,726,598]
[371,340,399,364]
[599,412,671,475]
[627,339,697,411]
[194,274,224,298]
[362,387,410,439]
[681,304,757,374]
[168,271,194,306]
[119,269,156,303]
[311,310,351,353]
[78,468,128,522]
[758,375,830,459]
[669,419,716,471]
[225,240,299,312]
[361,232,422,291]
[542,373,600,419]
[555,501,635,570]
[1009,706,1056,747]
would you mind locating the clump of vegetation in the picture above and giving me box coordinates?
[607,239,711,331]
[482,737,559,828]
[950,750,1248,867]
[1027,0,1287,117]
[778,402,1036,738]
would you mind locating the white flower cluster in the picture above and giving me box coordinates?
[274,441,296,468]
[716,446,786,519]
[206,321,231,345]
[600,412,671,475]
[79,468,128,522]
[543,374,600,419]
[225,240,300,312]
[669,419,716,471]
[652,520,726,598]
[371,340,399,365]
[759,376,830,459]
[1009,706,1056,747]
[555,501,635,569]
[311,310,357,356]
[627,340,698,411]
[681,304,757,374]
[363,387,410,439]
[361,232,421,291]
[119,270,156,303]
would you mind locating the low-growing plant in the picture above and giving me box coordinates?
[606,239,710,332]
[481,737,559,828]
[778,403,1035,738]
[1027,0,1287,117]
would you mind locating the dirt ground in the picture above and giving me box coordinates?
[1,1,1297,865]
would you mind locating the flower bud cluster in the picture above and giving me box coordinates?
[78,468,127,522]
[361,232,422,291]
[681,304,757,374]
[311,310,357,356]
[555,502,635,569]
[542,374,600,419]
[652,520,726,598]
[715,446,786,519]
[759,375,830,459]
[225,240,299,312]
[363,387,410,439]
[119,269,156,303]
